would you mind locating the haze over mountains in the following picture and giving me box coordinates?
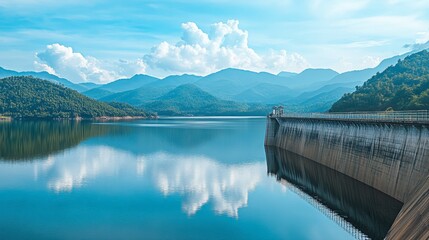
[0,48,426,115]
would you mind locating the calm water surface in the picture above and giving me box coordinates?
[0,117,388,239]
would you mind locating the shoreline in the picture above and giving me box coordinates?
[1,115,158,121]
[160,115,266,119]
[90,116,158,121]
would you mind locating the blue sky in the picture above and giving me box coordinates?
[1,0,429,83]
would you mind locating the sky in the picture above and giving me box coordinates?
[0,0,429,83]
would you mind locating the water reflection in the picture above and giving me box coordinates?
[28,145,265,217]
[0,118,361,239]
[148,152,264,217]
[0,121,120,161]
[265,146,403,240]
[92,118,267,164]
[35,146,140,192]
[0,119,267,218]
[0,119,266,164]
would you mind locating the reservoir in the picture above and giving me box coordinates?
[0,118,401,239]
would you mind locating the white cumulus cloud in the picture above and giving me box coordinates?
[35,43,146,83]
[34,21,309,81]
[144,20,309,76]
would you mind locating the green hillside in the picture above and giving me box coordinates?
[330,50,429,112]
[141,84,269,116]
[0,76,147,119]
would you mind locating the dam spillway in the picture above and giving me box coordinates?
[264,112,429,240]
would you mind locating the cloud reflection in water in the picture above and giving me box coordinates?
[36,147,137,192]
[33,146,265,218]
[148,152,264,217]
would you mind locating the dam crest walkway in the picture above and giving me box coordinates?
[270,110,429,125]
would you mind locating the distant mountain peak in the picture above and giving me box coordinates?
[281,68,339,89]
[216,68,254,74]
[95,74,159,92]
[299,68,339,75]
[181,73,200,77]
[277,71,298,78]
[159,84,217,101]
[162,74,201,80]
[130,74,157,79]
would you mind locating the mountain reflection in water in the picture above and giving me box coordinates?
[265,146,403,240]
[0,121,122,161]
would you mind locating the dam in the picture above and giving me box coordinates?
[265,111,429,240]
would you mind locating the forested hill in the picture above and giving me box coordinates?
[141,84,270,116]
[330,50,429,112]
[0,76,147,119]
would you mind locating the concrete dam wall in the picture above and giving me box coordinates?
[265,117,429,202]
[265,116,429,239]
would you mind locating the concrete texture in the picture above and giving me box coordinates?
[265,117,429,239]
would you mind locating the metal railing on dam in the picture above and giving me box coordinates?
[269,110,429,124]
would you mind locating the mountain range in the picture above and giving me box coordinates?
[0,48,424,115]
[140,84,269,116]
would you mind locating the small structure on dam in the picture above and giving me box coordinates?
[265,111,429,240]
[270,106,284,117]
